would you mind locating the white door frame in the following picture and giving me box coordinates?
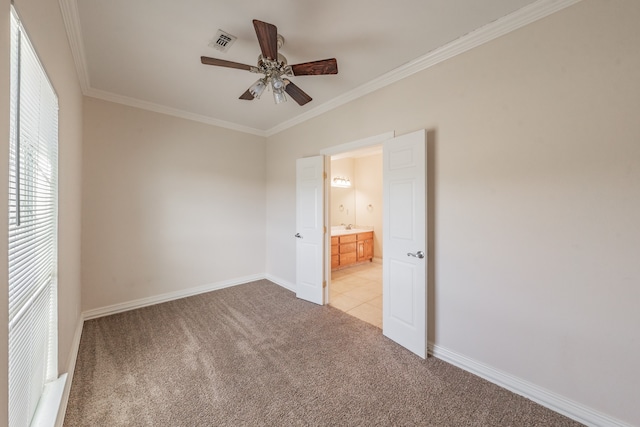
[321,131,428,358]
[320,132,395,303]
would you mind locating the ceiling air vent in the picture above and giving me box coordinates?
[209,30,237,53]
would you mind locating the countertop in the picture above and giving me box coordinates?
[331,228,373,236]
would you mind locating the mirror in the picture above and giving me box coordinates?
[330,147,382,230]
[331,186,355,226]
[330,157,355,226]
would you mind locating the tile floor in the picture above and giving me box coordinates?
[329,261,382,328]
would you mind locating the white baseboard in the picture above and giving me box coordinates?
[82,274,265,320]
[62,275,629,427]
[264,274,296,293]
[57,274,275,424]
[428,342,632,427]
[55,317,84,427]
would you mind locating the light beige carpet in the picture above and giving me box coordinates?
[64,280,583,426]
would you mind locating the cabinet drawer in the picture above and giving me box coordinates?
[339,234,357,243]
[331,244,339,255]
[357,232,373,241]
[331,236,339,246]
[340,253,356,265]
[331,254,339,268]
[339,242,356,253]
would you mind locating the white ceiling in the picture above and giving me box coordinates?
[60,0,573,136]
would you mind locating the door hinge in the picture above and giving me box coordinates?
[322,280,327,289]
[324,226,327,234]
[323,172,327,179]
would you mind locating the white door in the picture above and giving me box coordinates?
[382,129,427,358]
[295,156,325,305]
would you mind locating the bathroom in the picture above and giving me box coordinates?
[329,146,383,328]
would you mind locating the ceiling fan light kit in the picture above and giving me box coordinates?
[273,87,287,104]
[271,76,287,104]
[248,78,267,99]
[201,19,338,106]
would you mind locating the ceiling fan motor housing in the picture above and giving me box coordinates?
[257,54,292,78]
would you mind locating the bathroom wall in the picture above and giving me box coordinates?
[354,153,383,259]
[330,158,355,226]
[331,153,383,259]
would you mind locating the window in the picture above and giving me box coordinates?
[8,8,60,427]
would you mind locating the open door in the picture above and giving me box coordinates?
[382,130,427,358]
[295,156,325,305]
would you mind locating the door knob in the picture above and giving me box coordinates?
[295,233,303,239]
[407,250,425,259]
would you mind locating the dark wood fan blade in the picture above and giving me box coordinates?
[284,79,312,106]
[239,89,255,100]
[201,56,253,71]
[291,58,338,76]
[253,19,278,60]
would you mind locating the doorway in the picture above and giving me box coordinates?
[328,146,383,328]
[299,129,427,358]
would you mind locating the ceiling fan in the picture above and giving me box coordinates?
[201,19,338,106]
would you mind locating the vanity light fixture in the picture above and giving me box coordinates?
[332,176,351,188]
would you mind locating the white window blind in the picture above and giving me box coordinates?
[8,9,59,427]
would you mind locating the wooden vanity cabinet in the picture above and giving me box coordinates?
[356,232,374,261]
[331,237,339,269]
[331,231,374,270]
[338,234,356,266]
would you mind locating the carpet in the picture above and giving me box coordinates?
[64,280,583,426]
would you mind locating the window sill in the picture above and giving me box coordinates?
[31,374,67,427]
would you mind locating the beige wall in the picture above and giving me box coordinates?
[354,154,383,258]
[330,154,383,257]
[1,0,637,425]
[81,97,266,311]
[1,0,84,422]
[265,1,640,424]
[330,158,355,226]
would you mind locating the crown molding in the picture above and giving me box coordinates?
[84,87,268,137]
[58,0,266,137]
[59,0,90,92]
[59,0,582,138]
[265,0,582,136]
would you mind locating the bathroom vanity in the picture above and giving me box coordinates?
[331,229,374,270]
